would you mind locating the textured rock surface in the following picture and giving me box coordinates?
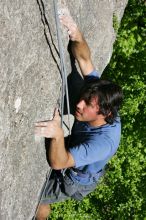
[0,0,127,219]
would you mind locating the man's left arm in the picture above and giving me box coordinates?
[60,14,95,77]
[35,109,75,169]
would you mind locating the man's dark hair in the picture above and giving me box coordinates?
[78,78,123,124]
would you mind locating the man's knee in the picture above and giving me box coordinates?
[36,204,51,220]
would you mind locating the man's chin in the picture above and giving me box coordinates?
[75,115,83,121]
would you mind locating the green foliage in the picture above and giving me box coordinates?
[49,1,146,219]
[113,13,120,33]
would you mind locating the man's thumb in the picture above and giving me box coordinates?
[53,108,60,119]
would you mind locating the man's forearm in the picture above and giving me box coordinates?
[71,35,94,76]
[35,109,75,169]
[71,33,91,62]
[48,130,69,169]
[60,14,94,76]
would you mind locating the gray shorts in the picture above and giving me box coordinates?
[39,169,100,205]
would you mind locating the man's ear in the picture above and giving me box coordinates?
[96,104,100,114]
[107,111,112,117]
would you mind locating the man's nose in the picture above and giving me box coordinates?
[76,99,85,109]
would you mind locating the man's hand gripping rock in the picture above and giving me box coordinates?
[35,109,63,139]
[59,10,83,42]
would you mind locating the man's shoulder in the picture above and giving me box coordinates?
[84,70,101,81]
[99,118,121,136]
[88,119,121,147]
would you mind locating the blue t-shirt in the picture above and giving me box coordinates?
[69,70,121,185]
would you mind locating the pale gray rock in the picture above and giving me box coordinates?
[0,0,127,219]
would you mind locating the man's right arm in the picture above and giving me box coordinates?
[60,15,95,77]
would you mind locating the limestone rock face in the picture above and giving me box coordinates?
[0,0,127,219]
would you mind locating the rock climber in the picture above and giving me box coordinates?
[34,12,123,220]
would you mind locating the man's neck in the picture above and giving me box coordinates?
[88,117,107,127]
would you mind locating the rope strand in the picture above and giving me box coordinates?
[54,0,71,133]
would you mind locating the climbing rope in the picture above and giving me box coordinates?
[33,0,71,218]
[54,0,71,132]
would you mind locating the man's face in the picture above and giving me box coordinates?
[75,97,99,122]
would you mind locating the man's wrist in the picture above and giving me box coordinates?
[53,128,64,141]
[74,32,84,43]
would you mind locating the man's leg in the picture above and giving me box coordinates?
[34,170,72,220]
[36,204,51,220]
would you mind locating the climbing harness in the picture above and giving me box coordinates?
[33,0,71,218]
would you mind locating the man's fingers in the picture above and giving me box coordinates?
[35,109,60,129]
[59,15,77,29]
[58,8,70,17]
[67,30,72,35]
[54,107,59,114]
[35,126,45,135]
[35,121,49,127]
[53,108,61,121]
[35,126,52,137]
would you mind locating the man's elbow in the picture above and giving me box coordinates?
[49,155,75,170]
[50,160,75,170]
[50,161,67,170]
[49,161,60,170]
